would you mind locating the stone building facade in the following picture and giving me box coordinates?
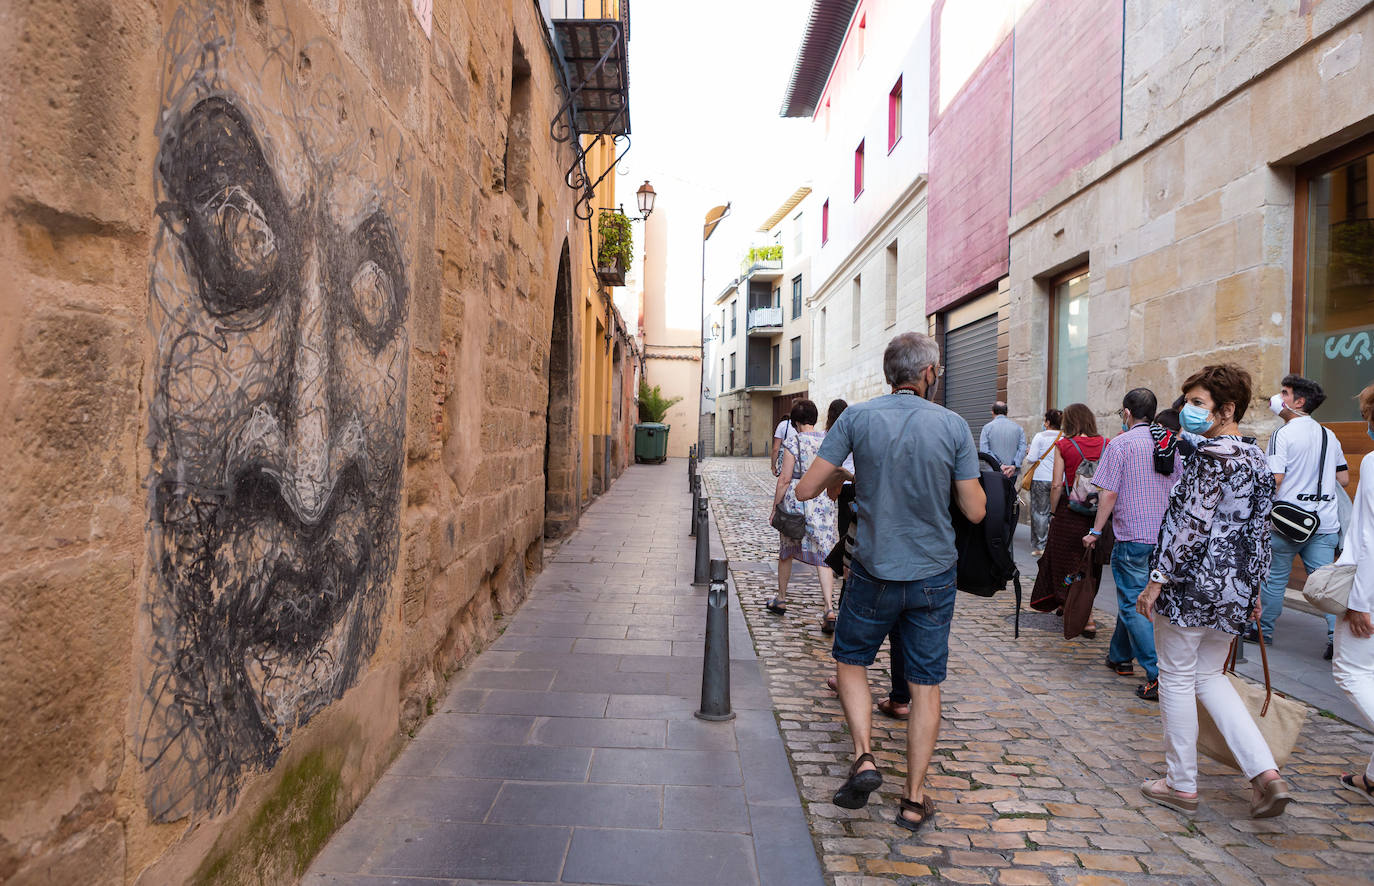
[0,0,634,882]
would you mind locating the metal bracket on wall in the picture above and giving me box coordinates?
[548,15,632,220]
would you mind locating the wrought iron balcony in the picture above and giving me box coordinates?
[747,306,784,336]
[550,0,631,137]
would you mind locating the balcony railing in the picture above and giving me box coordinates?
[747,306,783,335]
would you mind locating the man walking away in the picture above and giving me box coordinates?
[1250,375,1349,659]
[1085,388,1178,702]
[796,332,986,833]
[981,402,1027,480]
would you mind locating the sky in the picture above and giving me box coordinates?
[615,0,821,331]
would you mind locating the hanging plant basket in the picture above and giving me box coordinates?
[596,210,633,287]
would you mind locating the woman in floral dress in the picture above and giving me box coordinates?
[1136,364,1291,819]
[767,399,839,631]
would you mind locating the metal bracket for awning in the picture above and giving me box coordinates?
[566,133,631,220]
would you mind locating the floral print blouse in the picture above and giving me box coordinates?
[1149,436,1275,635]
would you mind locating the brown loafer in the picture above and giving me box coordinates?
[876,698,910,720]
[1251,776,1292,819]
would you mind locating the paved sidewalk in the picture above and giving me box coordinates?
[306,460,823,886]
[704,456,1374,886]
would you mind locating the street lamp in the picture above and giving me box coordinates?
[636,180,656,220]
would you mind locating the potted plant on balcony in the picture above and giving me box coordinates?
[597,210,633,286]
[634,381,681,464]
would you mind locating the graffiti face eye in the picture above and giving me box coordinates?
[349,260,392,332]
[206,186,279,277]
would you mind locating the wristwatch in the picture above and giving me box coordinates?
[1149,569,1168,585]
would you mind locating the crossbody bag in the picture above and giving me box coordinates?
[1270,428,1328,544]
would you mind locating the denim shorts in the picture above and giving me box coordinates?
[832,560,958,686]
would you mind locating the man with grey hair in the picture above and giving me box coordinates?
[980,401,1027,480]
[797,331,986,833]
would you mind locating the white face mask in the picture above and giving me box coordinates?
[1269,393,1285,416]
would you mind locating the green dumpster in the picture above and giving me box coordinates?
[634,423,670,464]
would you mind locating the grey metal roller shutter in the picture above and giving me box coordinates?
[943,314,999,443]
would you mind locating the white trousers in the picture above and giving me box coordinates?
[1156,621,1277,792]
[1333,618,1374,781]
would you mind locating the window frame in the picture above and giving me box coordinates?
[790,335,802,380]
[821,199,830,245]
[1293,133,1374,475]
[791,275,803,320]
[888,76,903,154]
[1046,265,1090,411]
[854,140,865,200]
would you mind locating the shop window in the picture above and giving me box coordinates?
[1049,268,1090,409]
[1298,141,1374,424]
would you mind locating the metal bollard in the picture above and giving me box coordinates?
[695,558,735,721]
[693,495,711,585]
[687,445,696,491]
[689,478,699,538]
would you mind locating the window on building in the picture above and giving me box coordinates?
[720,357,725,393]
[888,76,903,153]
[503,38,533,215]
[790,336,802,380]
[729,352,736,389]
[771,343,781,385]
[822,199,830,245]
[885,241,898,328]
[856,13,866,61]
[819,307,827,364]
[730,300,737,337]
[793,212,803,257]
[1050,269,1091,409]
[792,275,803,319]
[854,140,865,199]
[823,97,831,137]
[851,276,862,346]
[772,285,781,308]
[1298,139,1374,426]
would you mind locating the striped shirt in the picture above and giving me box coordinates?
[1092,424,1179,543]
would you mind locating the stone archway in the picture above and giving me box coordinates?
[544,241,576,537]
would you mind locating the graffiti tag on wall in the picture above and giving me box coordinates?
[140,2,412,821]
[1324,329,1374,366]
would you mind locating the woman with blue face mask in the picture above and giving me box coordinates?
[1331,381,1374,807]
[1134,364,1291,820]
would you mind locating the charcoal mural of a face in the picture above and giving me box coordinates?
[139,3,412,821]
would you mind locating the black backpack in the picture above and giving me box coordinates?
[951,452,1024,637]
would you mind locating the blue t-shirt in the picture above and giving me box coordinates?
[816,392,980,581]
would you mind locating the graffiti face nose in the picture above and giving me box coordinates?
[285,242,334,524]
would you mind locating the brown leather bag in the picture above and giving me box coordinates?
[1020,432,1061,491]
[1061,551,1097,639]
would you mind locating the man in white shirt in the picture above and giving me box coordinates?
[1251,375,1350,659]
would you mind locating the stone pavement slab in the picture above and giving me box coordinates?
[703,455,1374,886]
[305,460,823,886]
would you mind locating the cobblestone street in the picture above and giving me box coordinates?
[701,456,1374,886]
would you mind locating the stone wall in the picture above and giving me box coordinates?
[0,0,615,881]
[1006,4,1374,441]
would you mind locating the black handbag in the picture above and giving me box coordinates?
[1270,428,1326,544]
[771,503,805,539]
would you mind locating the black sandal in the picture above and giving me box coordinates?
[765,596,788,615]
[821,610,837,634]
[895,796,936,833]
[1340,773,1374,805]
[833,753,882,809]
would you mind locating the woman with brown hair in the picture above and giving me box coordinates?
[1135,364,1289,818]
[1030,403,1107,636]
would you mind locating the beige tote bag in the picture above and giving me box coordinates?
[1197,637,1306,770]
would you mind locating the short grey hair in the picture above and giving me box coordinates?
[883,332,941,386]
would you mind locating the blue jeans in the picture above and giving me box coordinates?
[1107,541,1158,682]
[1261,531,1338,641]
[833,561,958,686]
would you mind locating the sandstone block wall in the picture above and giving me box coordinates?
[1006,4,1374,442]
[0,0,618,881]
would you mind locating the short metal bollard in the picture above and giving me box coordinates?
[695,558,734,721]
[693,496,711,585]
[689,478,699,538]
[687,446,696,491]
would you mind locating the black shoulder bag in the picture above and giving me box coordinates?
[1270,428,1326,544]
